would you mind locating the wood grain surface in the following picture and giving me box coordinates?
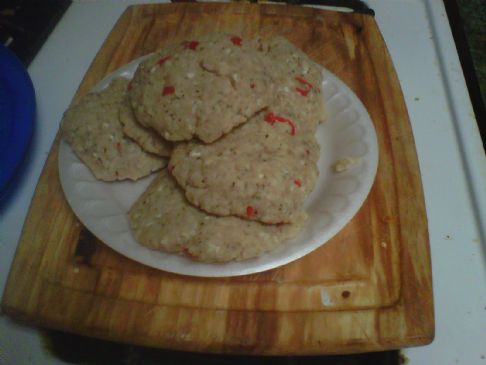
[1,3,434,354]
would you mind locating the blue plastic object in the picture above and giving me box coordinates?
[0,45,36,200]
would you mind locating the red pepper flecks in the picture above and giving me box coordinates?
[295,87,310,97]
[264,112,297,136]
[182,247,194,258]
[116,142,122,153]
[157,55,171,66]
[231,36,243,46]
[296,76,313,88]
[162,86,175,96]
[246,206,256,218]
[168,164,175,174]
[294,179,302,187]
[250,83,256,89]
[183,41,199,50]
[127,81,133,91]
[295,76,314,97]
[305,149,310,156]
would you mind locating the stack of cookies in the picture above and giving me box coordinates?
[61,34,325,262]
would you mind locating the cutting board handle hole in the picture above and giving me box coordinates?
[74,228,98,266]
[341,290,351,299]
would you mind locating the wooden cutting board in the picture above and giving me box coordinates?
[1,3,434,355]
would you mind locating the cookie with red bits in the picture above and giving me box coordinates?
[169,109,320,224]
[61,78,166,181]
[128,170,306,262]
[264,36,326,132]
[129,33,272,143]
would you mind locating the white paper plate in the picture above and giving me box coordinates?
[58,57,378,277]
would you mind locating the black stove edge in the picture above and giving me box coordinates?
[443,0,486,150]
[2,0,72,66]
[268,0,374,15]
[42,328,400,365]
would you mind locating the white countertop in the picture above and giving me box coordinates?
[1,1,485,364]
